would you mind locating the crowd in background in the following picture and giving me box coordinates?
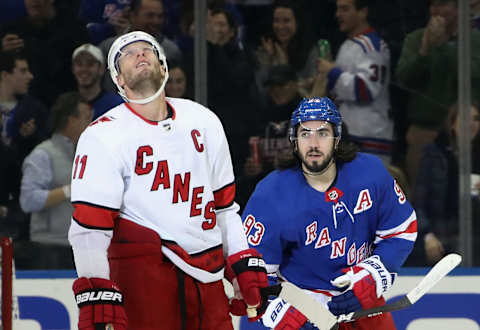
[0,0,479,269]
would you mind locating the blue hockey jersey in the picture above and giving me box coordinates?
[241,153,417,291]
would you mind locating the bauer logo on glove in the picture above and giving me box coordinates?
[75,289,123,306]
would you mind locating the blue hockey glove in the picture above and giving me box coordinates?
[328,256,394,316]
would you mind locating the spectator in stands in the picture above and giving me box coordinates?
[254,0,318,102]
[0,0,90,107]
[165,61,191,99]
[0,125,28,241]
[409,102,480,266]
[205,7,257,177]
[472,0,480,29]
[71,44,123,119]
[235,0,274,46]
[78,0,133,45]
[237,64,302,208]
[317,0,394,164]
[0,52,49,162]
[19,92,92,269]
[99,0,182,92]
[396,0,480,187]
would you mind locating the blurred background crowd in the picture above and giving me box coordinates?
[0,0,479,270]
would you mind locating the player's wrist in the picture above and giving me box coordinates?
[225,248,269,320]
[73,277,124,307]
[72,277,128,329]
[357,256,394,297]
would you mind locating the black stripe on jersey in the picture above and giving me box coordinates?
[162,240,223,257]
[72,216,114,231]
[72,201,120,212]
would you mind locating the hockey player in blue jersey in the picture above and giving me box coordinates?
[241,97,417,329]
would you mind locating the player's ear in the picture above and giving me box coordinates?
[117,73,125,89]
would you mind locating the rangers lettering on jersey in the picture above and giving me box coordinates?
[354,189,372,214]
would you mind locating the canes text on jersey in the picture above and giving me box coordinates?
[135,145,216,230]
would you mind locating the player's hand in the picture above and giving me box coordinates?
[260,297,308,329]
[2,34,24,52]
[225,248,269,321]
[328,256,394,315]
[73,277,127,330]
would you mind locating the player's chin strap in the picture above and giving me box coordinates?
[119,70,169,105]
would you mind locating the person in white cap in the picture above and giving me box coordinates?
[68,30,269,330]
[71,44,123,119]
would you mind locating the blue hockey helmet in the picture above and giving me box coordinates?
[289,97,342,141]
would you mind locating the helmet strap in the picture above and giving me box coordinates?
[119,65,169,104]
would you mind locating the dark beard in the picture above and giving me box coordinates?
[298,148,334,174]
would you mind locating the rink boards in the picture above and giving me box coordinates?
[10,268,480,330]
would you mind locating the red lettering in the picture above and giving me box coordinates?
[151,160,170,191]
[135,146,153,175]
[202,201,216,230]
[73,155,88,179]
[244,215,255,236]
[191,129,204,152]
[248,222,265,246]
[190,186,204,217]
[172,172,191,203]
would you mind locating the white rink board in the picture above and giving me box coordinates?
[10,269,480,330]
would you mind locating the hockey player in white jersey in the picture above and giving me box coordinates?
[68,31,269,330]
[241,97,417,329]
[318,0,393,163]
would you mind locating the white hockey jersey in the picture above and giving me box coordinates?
[327,29,393,155]
[68,98,247,283]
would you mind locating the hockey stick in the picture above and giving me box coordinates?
[260,282,338,330]
[337,253,462,323]
[260,253,462,329]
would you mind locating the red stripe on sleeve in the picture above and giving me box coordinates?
[213,183,236,209]
[380,219,417,240]
[356,77,372,103]
[72,203,119,229]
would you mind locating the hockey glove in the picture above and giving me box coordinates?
[73,277,128,330]
[261,297,311,330]
[226,248,269,321]
[328,256,394,316]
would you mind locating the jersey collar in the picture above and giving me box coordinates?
[125,100,176,125]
